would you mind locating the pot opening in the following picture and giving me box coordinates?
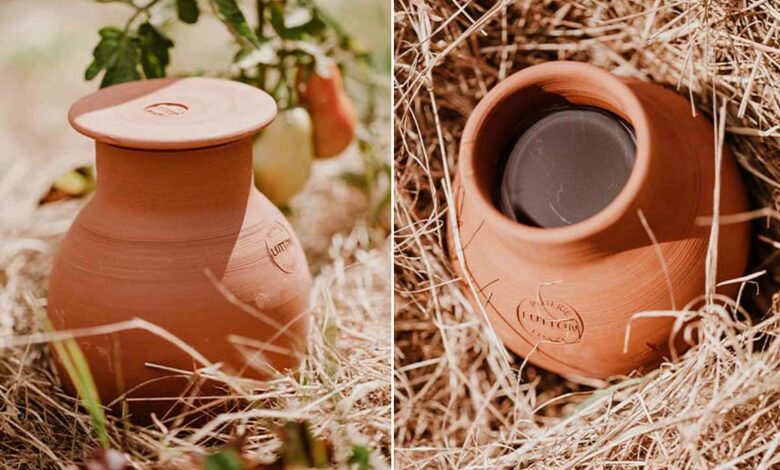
[471,83,639,230]
[497,104,636,227]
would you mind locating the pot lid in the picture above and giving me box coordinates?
[68,77,277,150]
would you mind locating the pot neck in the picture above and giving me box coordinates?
[93,138,253,211]
[459,64,702,262]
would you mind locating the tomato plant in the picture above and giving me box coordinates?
[56,0,390,219]
[86,0,371,102]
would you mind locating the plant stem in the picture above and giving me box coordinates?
[256,0,266,89]
[207,0,258,51]
[124,0,164,31]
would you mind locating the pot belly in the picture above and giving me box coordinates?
[47,215,310,421]
[449,205,746,379]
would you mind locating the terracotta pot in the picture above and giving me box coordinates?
[48,78,312,421]
[449,61,750,379]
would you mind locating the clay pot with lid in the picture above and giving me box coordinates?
[48,78,311,421]
[449,61,750,379]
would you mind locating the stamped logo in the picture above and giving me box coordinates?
[144,102,188,116]
[265,222,296,274]
[516,297,584,344]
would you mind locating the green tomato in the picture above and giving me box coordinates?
[252,107,314,206]
[52,167,95,196]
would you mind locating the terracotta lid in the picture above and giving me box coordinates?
[68,77,277,150]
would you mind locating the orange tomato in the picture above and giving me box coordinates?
[298,63,357,158]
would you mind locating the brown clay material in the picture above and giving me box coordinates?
[68,77,277,150]
[49,78,311,422]
[298,64,357,158]
[448,61,751,379]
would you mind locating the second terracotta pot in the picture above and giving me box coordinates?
[449,61,750,379]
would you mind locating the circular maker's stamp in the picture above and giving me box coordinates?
[516,297,584,344]
[144,102,188,116]
[265,222,296,274]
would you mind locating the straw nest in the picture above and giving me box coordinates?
[394,0,780,468]
[0,152,391,467]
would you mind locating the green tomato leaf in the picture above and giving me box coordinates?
[286,8,326,39]
[212,0,260,48]
[233,44,275,70]
[348,445,371,470]
[339,171,369,192]
[86,27,141,88]
[285,6,312,28]
[85,26,122,80]
[176,0,199,24]
[138,22,173,79]
[52,169,90,196]
[98,26,122,40]
[204,448,244,470]
[100,35,141,88]
[268,3,285,37]
[290,41,333,75]
[85,60,103,81]
[269,3,325,40]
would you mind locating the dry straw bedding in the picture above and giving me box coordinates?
[394,0,780,468]
[0,160,391,467]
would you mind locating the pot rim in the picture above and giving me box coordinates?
[459,60,651,245]
[69,77,277,151]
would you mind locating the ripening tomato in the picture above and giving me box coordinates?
[298,63,357,158]
[252,107,314,206]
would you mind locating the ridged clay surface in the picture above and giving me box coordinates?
[449,61,750,379]
[49,78,311,421]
